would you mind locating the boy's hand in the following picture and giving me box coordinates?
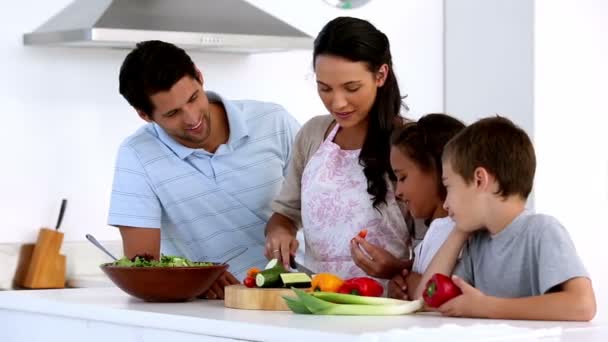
[437,276,490,318]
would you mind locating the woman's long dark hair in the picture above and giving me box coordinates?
[313,16,406,210]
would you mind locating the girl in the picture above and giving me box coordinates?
[387,113,465,299]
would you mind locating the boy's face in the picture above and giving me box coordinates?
[442,159,485,232]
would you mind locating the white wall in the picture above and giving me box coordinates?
[444,0,607,316]
[444,0,534,132]
[0,0,443,243]
[534,0,608,316]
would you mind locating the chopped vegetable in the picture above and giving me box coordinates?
[280,273,312,288]
[255,267,284,288]
[422,273,462,308]
[264,258,283,270]
[109,254,212,267]
[358,229,368,238]
[337,277,383,297]
[311,273,344,292]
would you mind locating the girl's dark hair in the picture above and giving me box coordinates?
[314,17,406,210]
[391,113,466,200]
[119,40,198,115]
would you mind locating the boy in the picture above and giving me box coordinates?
[417,116,596,321]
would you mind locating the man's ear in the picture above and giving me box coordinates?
[195,67,204,85]
[136,109,153,123]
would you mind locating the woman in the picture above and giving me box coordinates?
[265,17,414,280]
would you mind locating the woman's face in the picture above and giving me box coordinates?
[314,54,387,129]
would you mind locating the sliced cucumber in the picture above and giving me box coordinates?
[280,273,312,288]
[264,258,287,272]
[256,267,284,288]
[264,258,280,270]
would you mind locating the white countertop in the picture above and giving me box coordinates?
[0,287,606,342]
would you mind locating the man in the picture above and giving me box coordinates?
[108,40,300,298]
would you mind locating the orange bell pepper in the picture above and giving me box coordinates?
[246,267,261,278]
[311,273,344,292]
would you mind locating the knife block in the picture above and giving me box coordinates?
[20,228,66,289]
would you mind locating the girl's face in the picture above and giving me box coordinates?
[314,54,387,129]
[390,146,443,220]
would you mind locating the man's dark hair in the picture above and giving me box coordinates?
[119,40,198,116]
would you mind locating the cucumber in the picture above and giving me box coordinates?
[280,273,312,288]
[256,267,284,288]
[264,258,287,272]
[264,258,281,270]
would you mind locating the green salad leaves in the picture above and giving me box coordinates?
[109,254,213,267]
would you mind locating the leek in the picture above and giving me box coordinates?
[311,291,408,305]
[291,288,423,316]
[282,296,312,314]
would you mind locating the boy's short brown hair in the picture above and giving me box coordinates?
[442,116,536,199]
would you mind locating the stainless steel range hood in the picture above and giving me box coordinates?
[23,0,313,53]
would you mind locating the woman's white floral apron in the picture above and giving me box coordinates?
[301,124,409,279]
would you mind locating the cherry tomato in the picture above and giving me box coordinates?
[243,276,256,288]
[358,229,368,239]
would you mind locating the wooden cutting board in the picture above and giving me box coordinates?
[224,284,297,311]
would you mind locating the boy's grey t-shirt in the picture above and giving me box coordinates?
[454,211,589,297]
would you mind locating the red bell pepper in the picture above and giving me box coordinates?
[337,277,383,297]
[422,273,462,308]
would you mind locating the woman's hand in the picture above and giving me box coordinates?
[264,213,299,268]
[350,236,409,279]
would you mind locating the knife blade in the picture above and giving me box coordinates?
[288,255,315,276]
[295,261,315,276]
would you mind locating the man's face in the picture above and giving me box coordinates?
[442,159,485,232]
[141,75,212,149]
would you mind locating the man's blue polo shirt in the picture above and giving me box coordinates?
[108,92,300,278]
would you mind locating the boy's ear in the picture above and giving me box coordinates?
[473,167,492,191]
[137,109,153,123]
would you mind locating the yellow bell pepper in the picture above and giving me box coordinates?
[311,273,344,292]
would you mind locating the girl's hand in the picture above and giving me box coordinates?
[387,268,410,300]
[350,236,408,279]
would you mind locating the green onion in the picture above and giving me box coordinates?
[311,291,408,305]
[282,296,312,314]
[290,288,423,316]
